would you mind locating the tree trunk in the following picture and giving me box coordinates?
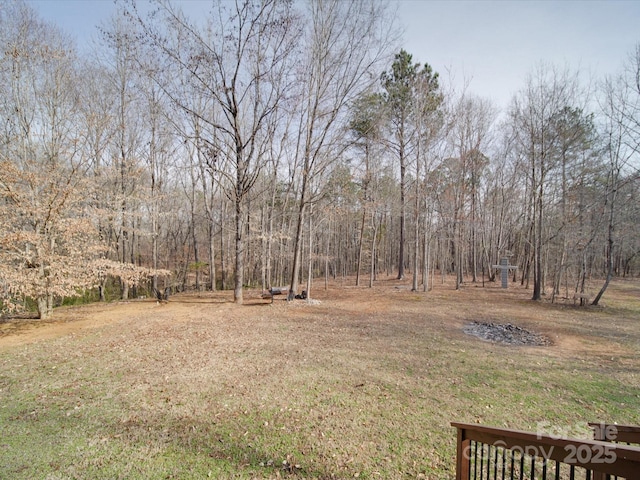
[412,193,420,291]
[152,214,158,293]
[234,190,244,304]
[220,199,227,290]
[592,180,618,305]
[453,212,461,290]
[370,211,378,288]
[208,223,216,291]
[471,179,478,283]
[121,279,129,301]
[306,204,313,300]
[356,208,366,287]
[398,146,406,279]
[422,218,430,293]
[288,200,305,301]
[288,158,310,300]
[191,209,200,292]
[532,180,544,300]
[37,296,50,320]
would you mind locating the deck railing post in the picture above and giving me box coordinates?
[591,424,607,480]
[455,426,471,480]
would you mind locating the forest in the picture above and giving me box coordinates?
[1,0,639,319]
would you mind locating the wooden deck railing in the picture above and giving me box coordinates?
[590,422,640,445]
[589,422,640,480]
[452,422,640,480]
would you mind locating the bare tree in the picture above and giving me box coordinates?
[546,106,598,302]
[287,0,396,300]
[592,49,640,305]
[100,14,148,299]
[127,0,302,304]
[444,94,494,288]
[509,64,582,300]
[76,60,120,300]
[349,92,385,287]
[137,81,175,293]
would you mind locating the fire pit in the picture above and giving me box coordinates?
[463,321,551,346]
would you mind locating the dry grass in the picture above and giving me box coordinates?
[1,276,639,479]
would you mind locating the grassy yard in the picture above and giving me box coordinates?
[1,277,639,479]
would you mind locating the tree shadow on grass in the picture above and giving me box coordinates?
[99,410,334,479]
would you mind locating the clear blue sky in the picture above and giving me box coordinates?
[28,0,640,111]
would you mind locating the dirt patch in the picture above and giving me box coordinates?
[0,277,637,361]
[463,321,552,346]
[0,300,150,348]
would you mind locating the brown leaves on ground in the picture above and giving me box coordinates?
[1,277,638,478]
[1,276,638,359]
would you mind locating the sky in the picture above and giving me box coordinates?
[27,0,640,112]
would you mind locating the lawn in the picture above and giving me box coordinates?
[1,277,639,479]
